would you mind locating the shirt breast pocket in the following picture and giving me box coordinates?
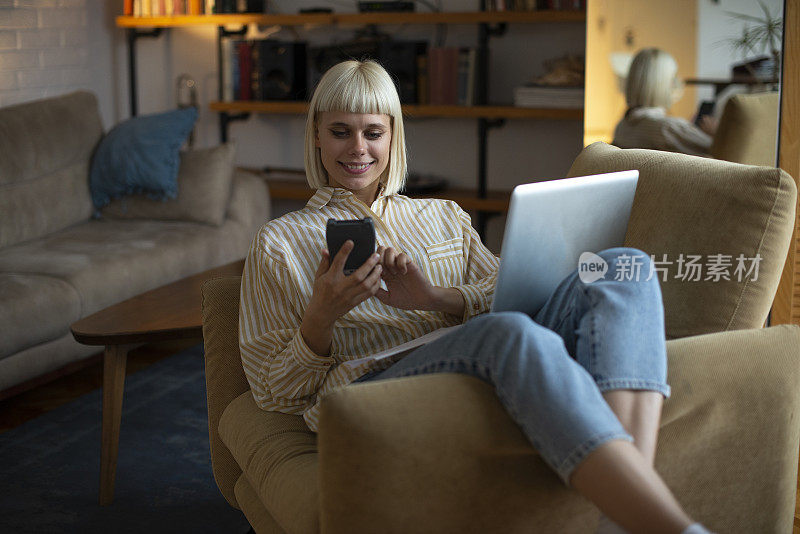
[423,237,464,286]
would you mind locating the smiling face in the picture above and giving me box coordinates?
[315,111,392,206]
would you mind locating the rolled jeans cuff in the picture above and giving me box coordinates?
[594,378,671,399]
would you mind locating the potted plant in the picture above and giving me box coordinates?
[723,0,783,80]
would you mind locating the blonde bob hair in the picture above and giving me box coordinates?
[625,48,683,109]
[304,60,407,195]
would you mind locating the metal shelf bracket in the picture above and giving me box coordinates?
[126,28,165,117]
[220,112,250,143]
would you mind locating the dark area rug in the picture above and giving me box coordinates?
[0,344,251,533]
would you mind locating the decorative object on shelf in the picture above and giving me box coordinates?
[175,73,198,146]
[721,0,783,79]
[513,54,584,108]
[298,7,333,14]
[213,0,268,13]
[89,107,198,210]
[358,1,415,12]
[532,54,584,86]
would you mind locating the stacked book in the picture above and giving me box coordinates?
[125,0,267,16]
[487,0,585,10]
[218,41,478,106]
[513,85,584,109]
[424,47,477,106]
[221,39,307,101]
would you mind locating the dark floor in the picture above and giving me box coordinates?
[0,339,197,434]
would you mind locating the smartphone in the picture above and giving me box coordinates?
[694,100,715,127]
[326,217,376,275]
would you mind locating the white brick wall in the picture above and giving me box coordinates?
[0,0,92,107]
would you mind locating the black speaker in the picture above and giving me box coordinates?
[253,40,307,101]
[309,40,427,104]
[378,41,427,104]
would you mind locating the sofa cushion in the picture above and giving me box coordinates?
[0,217,254,322]
[0,274,82,360]
[89,107,198,209]
[102,143,236,227]
[0,91,101,248]
[567,142,796,339]
[219,392,318,534]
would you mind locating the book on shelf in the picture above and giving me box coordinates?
[217,37,473,107]
[512,85,584,109]
[128,0,266,15]
[236,41,253,100]
[224,39,308,102]
[428,47,476,106]
[221,38,234,101]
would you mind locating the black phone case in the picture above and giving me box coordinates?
[326,217,376,274]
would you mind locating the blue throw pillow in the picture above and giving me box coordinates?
[89,107,198,209]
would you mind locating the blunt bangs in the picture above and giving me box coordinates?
[304,60,407,195]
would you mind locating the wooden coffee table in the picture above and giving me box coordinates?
[70,259,244,506]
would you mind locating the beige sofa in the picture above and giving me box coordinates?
[0,91,270,395]
[201,142,800,533]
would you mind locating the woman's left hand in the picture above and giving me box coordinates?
[374,245,437,310]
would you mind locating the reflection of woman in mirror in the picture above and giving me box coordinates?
[613,48,716,157]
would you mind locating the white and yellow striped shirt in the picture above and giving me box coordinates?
[239,185,500,431]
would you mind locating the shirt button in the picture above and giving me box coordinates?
[473,303,480,311]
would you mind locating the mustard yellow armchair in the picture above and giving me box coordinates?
[711,91,780,167]
[202,142,800,533]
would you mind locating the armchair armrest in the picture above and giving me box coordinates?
[318,325,800,533]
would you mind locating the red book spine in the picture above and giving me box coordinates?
[124,0,133,15]
[238,42,253,101]
[442,47,459,105]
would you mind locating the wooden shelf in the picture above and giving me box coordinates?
[250,173,512,213]
[210,100,583,120]
[116,10,585,28]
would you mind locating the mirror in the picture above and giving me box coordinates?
[585,0,784,164]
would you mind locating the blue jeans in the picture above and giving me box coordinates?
[354,248,670,484]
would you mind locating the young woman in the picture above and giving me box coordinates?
[613,48,715,157]
[239,59,712,534]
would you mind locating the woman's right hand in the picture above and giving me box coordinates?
[304,240,383,329]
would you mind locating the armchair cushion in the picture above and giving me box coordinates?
[102,143,236,226]
[567,142,796,338]
[710,92,780,166]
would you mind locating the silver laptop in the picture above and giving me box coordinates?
[491,170,639,317]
